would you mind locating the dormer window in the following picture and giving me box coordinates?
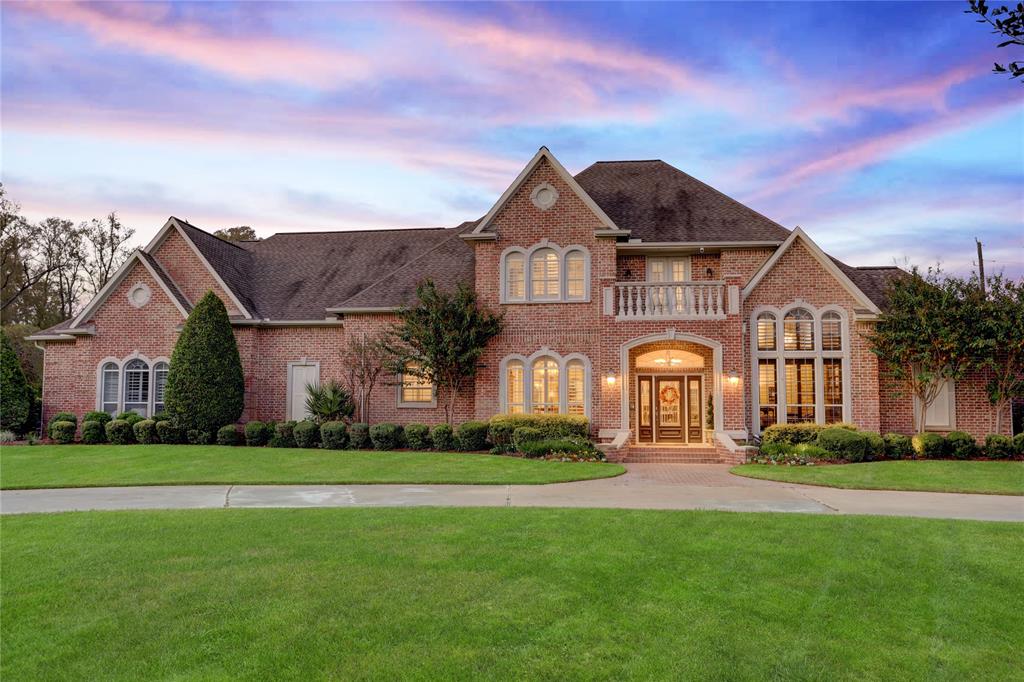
[501,244,590,303]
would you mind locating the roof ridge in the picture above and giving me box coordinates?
[332,229,468,308]
[263,226,450,238]
[171,216,251,252]
[592,159,664,164]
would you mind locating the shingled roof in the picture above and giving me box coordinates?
[138,251,192,313]
[575,160,791,243]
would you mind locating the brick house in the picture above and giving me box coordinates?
[28,147,1008,462]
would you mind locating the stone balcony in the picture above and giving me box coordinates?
[603,281,739,320]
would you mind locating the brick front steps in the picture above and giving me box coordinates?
[618,446,725,464]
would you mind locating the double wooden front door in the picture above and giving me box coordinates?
[637,375,703,444]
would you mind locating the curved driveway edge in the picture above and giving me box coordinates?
[2,466,1021,522]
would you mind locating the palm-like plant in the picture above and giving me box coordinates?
[304,380,355,424]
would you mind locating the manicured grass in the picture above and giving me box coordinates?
[732,460,1024,495]
[0,445,623,489]
[2,508,1021,680]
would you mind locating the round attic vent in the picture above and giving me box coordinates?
[530,183,558,211]
[127,282,152,308]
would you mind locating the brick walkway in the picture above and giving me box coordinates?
[623,464,778,487]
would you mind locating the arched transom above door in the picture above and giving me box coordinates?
[634,348,704,370]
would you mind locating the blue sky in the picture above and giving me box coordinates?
[2,1,1021,276]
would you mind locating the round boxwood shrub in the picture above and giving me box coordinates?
[116,411,144,427]
[269,421,297,448]
[293,420,320,449]
[456,421,489,451]
[369,423,404,450]
[985,434,1014,459]
[0,330,30,433]
[816,427,868,462]
[862,431,885,460]
[106,419,135,445]
[945,431,977,460]
[47,412,78,439]
[155,420,183,444]
[912,432,946,459]
[430,424,454,451]
[81,420,106,444]
[513,426,543,451]
[349,422,371,449]
[50,420,76,444]
[405,423,431,450]
[187,429,213,445]
[244,421,271,447]
[216,425,240,446]
[165,291,245,435]
[83,411,112,427]
[760,423,823,446]
[883,433,913,460]
[133,419,158,445]
[320,421,349,450]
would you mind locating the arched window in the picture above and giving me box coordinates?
[821,311,842,351]
[505,252,525,302]
[153,362,169,415]
[123,359,150,416]
[531,357,560,413]
[506,361,525,414]
[530,249,560,299]
[565,250,586,300]
[566,359,586,415]
[101,362,119,415]
[783,308,814,351]
[756,312,776,351]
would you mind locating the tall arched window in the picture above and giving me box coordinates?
[530,249,560,299]
[531,357,560,413]
[505,252,525,301]
[506,360,525,414]
[123,359,150,416]
[101,362,120,415]
[821,311,842,351]
[566,359,585,415]
[783,308,814,351]
[565,250,586,300]
[756,312,776,351]
[153,361,170,414]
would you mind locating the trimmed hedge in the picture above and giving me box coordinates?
[50,420,76,444]
[816,427,868,462]
[1014,433,1024,457]
[187,429,214,445]
[81,420,106,444]
[517,437,602,461]
[488,414,589,447]
[912,433,946,459]
[156,420,184,444]
[513,426,544,451]
[946,431,977,460]
[369,423,403,450]
[456,421,489,451]
[405,423,431,450]
[349,423,371,450]
[48,412,78,439]
[269,421,297,448]
[430,424,455,451]
[760,423,823,445]
[862,431,885,460]
[244,421,272,447]
[985,434,1014,460]
[133,419,158,445]
[106,419,135,445]
[83,411,112,426]
[883,433,913,460]
[294,420,321,449]
[116,412,144,427]
[217,425,241,446]
[320,421,349,450]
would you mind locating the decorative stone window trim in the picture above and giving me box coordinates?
[498,349,591,418]
[750,302,852,434]
[500,242,590,304]
[127,282,152,308]
[94,353,171,417]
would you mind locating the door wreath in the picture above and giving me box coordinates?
[658,385,680,406]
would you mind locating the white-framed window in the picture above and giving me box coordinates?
[153,362,169,415]
[646,256,690,282]
[501,243,590,303]
[751,304,850,433]
[101,362,120,415]
[398,362,435,407]
[92,355,175,418]
[500,351,591,417]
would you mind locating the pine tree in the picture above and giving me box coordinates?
[165,291,245,433]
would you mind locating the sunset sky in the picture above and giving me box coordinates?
[2,1,1021,275]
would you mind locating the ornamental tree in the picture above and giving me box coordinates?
[868,267,987,433]
[340,331,388,423]
[978,275,1024,433]
[0,328,30,432]
[165,291,245,433]
[388,280,502,425]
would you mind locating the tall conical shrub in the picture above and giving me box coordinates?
[0,330,30,433]
[165,292,244,433]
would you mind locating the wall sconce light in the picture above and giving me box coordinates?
[606,371,617,386]
[727,371,740,386]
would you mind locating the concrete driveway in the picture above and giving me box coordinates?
[2,465,1021,522]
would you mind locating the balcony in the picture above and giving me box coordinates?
[604,281,737,320]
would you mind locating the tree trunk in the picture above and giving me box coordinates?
[917,390,928,435]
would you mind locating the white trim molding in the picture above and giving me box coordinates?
[500,242,591,304]
[498,349,592,418]
[749,302,853,434]
[71,250,190,328]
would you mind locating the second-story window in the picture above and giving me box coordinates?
[565,250,586,300]
[502,244,590,303]
[506,252,525,301]
[531,248,559,299]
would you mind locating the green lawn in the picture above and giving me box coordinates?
[2,508,1021,680]
[732,460,1024,495]
[0,445,623,489]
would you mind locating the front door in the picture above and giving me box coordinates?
[637,374,703,444]
[654,377,685,442]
